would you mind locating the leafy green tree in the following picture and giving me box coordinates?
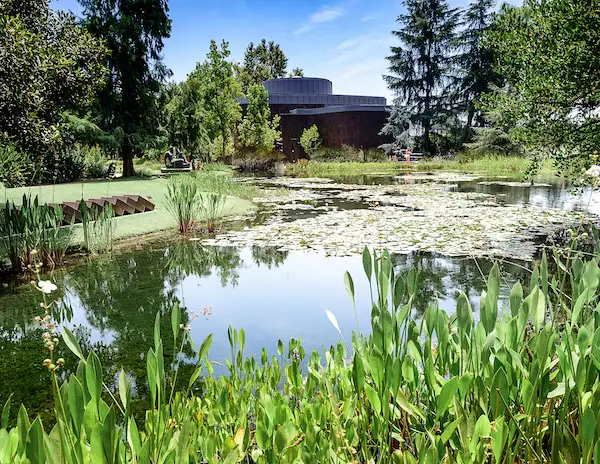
[484,1,600,174]
[78,0,172,176]
[385,0,460,155]
[236,39,288,93]
[0,0,108,159]
[300,125,321,156]
[288,67,304,77]
[380,103,414,153]
[162,79,210,160]
[193,40,242,159]
[238,84,281,153]
[455,0,502,139]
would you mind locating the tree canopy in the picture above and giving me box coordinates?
[0,0,108,157]
[238,84,280,154]
[78,0,172,176]
[236,39,289,94]
[385,0,461,155]
[192,40,242,159]
[484,0,600,174]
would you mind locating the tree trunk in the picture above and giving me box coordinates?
[221,132,227,160]
[122,142,135,177]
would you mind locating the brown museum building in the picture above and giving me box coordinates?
[239,77,389,160]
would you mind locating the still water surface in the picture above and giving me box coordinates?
[0,173,593,420]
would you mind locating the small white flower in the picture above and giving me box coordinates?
[38,280,57,294]
[586,165,600,178]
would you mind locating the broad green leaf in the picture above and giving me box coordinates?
[325,309,343,339]
[362,247,372,281]
[171,301,180,345]
[62,326,85,361]
[344,271,355,304]
[437,377,459,419]
[509,282,523,317]
[365,384,381,415]
[198,333,213,361]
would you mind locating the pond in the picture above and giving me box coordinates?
[0,171,596,422]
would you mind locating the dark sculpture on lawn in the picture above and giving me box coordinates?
[164,147,192,170]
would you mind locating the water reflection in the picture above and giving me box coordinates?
[0,242,530,421]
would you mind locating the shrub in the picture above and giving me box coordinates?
[3,245,600,462]
[81,144,107,179]
[0,142,31,187]
[310,145,387,162]
[300,124,321,155]
[41,147,85,184]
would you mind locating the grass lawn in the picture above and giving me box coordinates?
[2,176,255,241]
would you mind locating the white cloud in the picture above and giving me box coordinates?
[294,5,346,35]
[360,13,378,22]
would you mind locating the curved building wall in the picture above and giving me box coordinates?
[264,77,332,95]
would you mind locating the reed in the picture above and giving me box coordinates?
[0,195,73,270]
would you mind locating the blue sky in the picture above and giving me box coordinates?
[51,0,517,104]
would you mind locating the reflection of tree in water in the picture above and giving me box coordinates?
[0,243,246,423]
[251,246,288,269]
[390,252,531,315]
[0,283,93,425]
[166,243,243,287]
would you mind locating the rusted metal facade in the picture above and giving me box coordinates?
[238,77,389,159]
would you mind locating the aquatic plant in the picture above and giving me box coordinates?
[80,200,115,253]
[164,175,203,234]
[2,245,600,462]
[201,192,226,233]
[0,195,73,270]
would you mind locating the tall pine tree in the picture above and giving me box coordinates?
[455,0,502,139]
[385,0,460,155]
[79,0,171,176]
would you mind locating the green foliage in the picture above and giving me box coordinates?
[287,67,304,77]
[164,174,230,234]
[80,201,115,254]
[236,39,289,94]
[162,79,210,160]
[0,0,109,159]
[484,0,600,175]
[310,145,386,163]
[3,246,600,462]
[299,125,321,155]
[164,175,203,234]
[238,84,281,154]
[0,142,31,188]
[41,147,86,184]
[79,0,172,177]
[192,40,242,159]
[286,161,403,178]
[385,0,461,155]
[0,196,73,270]
[455,0,503,135]
[81,145,108,179]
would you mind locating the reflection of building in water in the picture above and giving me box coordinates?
[238,77,390,160]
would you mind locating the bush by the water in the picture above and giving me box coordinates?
[0,142,32,188]
[3,244,600,462]
[310,145,387,163]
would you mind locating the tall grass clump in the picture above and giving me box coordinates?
[164,175,203,234]
[80,201,115,253]
[0,195,73,270]
[201,192,226,233]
